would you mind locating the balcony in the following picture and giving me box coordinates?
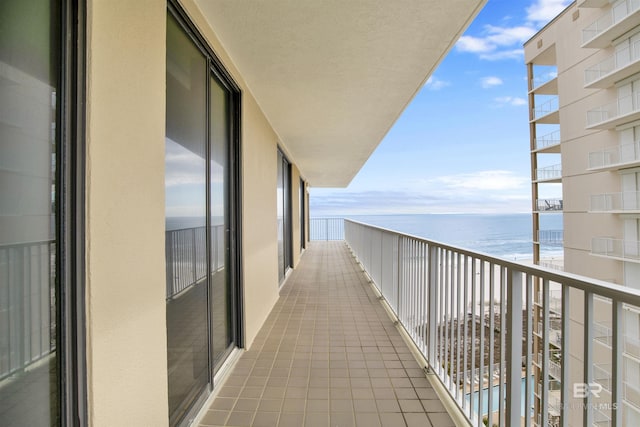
[586,92,640,129]
[531,96,560,123]
[536,198,563,212]
[533,130,561,153]
[592,237,640,263]
[537,229,564,246]
[264,221,640,426]
[584,39,640,88]
[197,219,640,426]
[535,164,562,183]
[588,141,640,171]
[578,0,610,7]
[590,191,640,213]
[582,0,640,48]
[530,76,558,95]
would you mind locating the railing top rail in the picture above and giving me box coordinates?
[0,239,55,249]
[345,218,640,306]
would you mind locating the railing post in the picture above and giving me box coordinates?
[192,227,197,285]
[506,268,523,426]
[427,245,438,368]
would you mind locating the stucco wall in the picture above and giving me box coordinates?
[85,0,168,425]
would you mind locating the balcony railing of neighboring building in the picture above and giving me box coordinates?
[588,140,640,170]
[309,217,345,241]
[534,129,561,152]
[584,38,640,88]
[578,0,611,8]
[165,225,225,299]
[592,237,640,262]
[591,191,640,212]
[582,0,640,48]
[536,198,563,212]
[532,96,559,121]
[586,91,640,129]
[535,164,562,182]
[530,74,558,95]
[343,218,640,427]
[537,229,564,246]
[0,240,56,382]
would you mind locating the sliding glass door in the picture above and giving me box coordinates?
[165,4,240,425]
[1,0,84,424]
[277,150,292,282]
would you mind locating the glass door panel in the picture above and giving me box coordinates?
[165,13,209,425]
[0,0,60,424]
[209,75,232,371]
[277,152,285,282]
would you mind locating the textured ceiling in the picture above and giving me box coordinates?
[195,0,486,187]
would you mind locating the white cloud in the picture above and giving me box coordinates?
[526,0,573,24]
[481,76,503,88]
[456,25,536,60]
[424,75,451,90]
[309,170,532,215]
[433,170,528,192]
[495,96,527,106]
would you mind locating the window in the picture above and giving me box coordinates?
[0,0,85,424]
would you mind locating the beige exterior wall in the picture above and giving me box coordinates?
[525,1,626,283]
[527,2,640,425]
[85,0,169,425]
[84,0,311,423]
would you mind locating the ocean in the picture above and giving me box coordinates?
[329,213,563,261]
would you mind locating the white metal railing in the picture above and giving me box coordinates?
[532,73,557,91]
[594,321,613,347]
[534,97,559,120]
[0,241,56,381]
[536,199,563,212]
[585,39,640,85]
[592,237,640,262]
[538,230,564,246]
[309,217,345,241]
[587,92,640,127]
[344,219,640,427]
[591,191,640,212]
[165,225,225,299]
[594,363,612,391]
[534,130,561,151]
[539,261,564,272]
[536,164,562,181]
[588,140,640,169]
[582,0,640,45]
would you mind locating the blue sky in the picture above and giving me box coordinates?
[310,0,570,216]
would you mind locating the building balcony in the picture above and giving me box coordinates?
[533,130,561,153]
[578,0,611,7]
[531,96,560,123]
[586,92,640,129]
[584,39,640,88]
[588,141,640,171]
[536,229,564,246]
[536,198,563,212]
[590,191,640,213]
[290,219,640,427]
[582,0,640,48]
[530,76,558,95]
[592,237,640,263]
[535,164,562,183]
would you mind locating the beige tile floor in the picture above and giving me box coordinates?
[199,241,455,427]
